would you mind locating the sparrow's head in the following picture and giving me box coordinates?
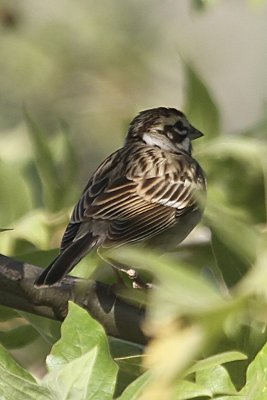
[126,107,203,154]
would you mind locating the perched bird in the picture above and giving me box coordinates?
[35,107,206,288]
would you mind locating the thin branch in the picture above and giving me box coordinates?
[0,254,147,345]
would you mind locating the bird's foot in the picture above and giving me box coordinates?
[126,268,153,290]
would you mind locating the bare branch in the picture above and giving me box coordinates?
[0,253,147,345]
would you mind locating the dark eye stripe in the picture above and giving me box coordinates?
[174,120,184,130]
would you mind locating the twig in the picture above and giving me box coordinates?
[0,253,147,345]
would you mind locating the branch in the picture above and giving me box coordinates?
[0,254,147,345]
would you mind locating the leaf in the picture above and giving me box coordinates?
[0,305,19,322]
[174,380,212,399]
[241,340,267,399]
[0,343,50,400]
[0,159,32,226]
[0,210,53,254]
[184,61,220,140]
[237,246,267,304]
[195,365,237,396]
[215,397,245,400]
[109,337,144,397]
[47,302,111,369]
[24,111,62,211]
[109,247,226,328]
[44,347,116,400]
[117,371,151,400]
[58,119,79,195]
[205,201,259,264]
[18,312,61,345]
[44,302,118,400]
[0,324,38,349]
[186,351,247,375]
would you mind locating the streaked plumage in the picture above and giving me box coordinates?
[35,107,206,287]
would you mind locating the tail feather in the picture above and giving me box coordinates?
[34,233,99,287]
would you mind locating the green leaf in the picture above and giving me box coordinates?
[215,397,245,400]
[117,371,151,400]
[186,351,247,375]
[58,119,79,198]
[0,210,53,254]
[0,305,19,322]
[47,302,112,369]
[0,343,50,399]
[109,337,144,397]
[109,247,225,322]
[18,312,61,345]
[174,379,212,399]
[0,324,38,349]
[0,159,32,226]
[195,365,237,396]
[118,374,212,400]
[24,111,62,211]
[205,201,259,264]
[184,61,220,140]
[241,340,267,399]
[44,302,118,400]
[44,347,116,400]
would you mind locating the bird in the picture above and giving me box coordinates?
[35,107,206,288]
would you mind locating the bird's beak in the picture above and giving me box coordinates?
[189,126,204,140]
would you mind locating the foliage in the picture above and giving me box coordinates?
[1,4,267,398]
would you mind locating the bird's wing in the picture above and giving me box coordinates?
[60,149,123,252]
[68,147,205,246]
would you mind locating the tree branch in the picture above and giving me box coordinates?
[0,254,147,345]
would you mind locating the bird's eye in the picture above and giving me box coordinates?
[174,120,185,131]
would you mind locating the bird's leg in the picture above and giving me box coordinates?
[97,250,151,289]
[108,257,152,290]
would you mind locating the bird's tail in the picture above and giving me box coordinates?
[34,233,99,287]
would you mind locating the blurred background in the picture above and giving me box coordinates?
[1,0,267,250]
[0,0,267,389]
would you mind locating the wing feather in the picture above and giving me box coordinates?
[62,145,205,249]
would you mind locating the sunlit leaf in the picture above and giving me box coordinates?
[109,247,226,328]
[0,210,52,254]
[0,343,50,399]
[47,302,113,369]
[205,201,259,264]
[196,365,237,395]
[44,347,116,400]
[241,340,267,399]
[186,351,247,375]
[174,380,212,399]
[44,302,118,399]
[117,371,151,400]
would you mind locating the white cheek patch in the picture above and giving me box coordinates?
[182,137,190,151]
[143,133,164,148]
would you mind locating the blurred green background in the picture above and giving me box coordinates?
[1,0,267,255]
[1,0,267,398]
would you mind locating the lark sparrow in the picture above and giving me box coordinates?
[35,107,206,288]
